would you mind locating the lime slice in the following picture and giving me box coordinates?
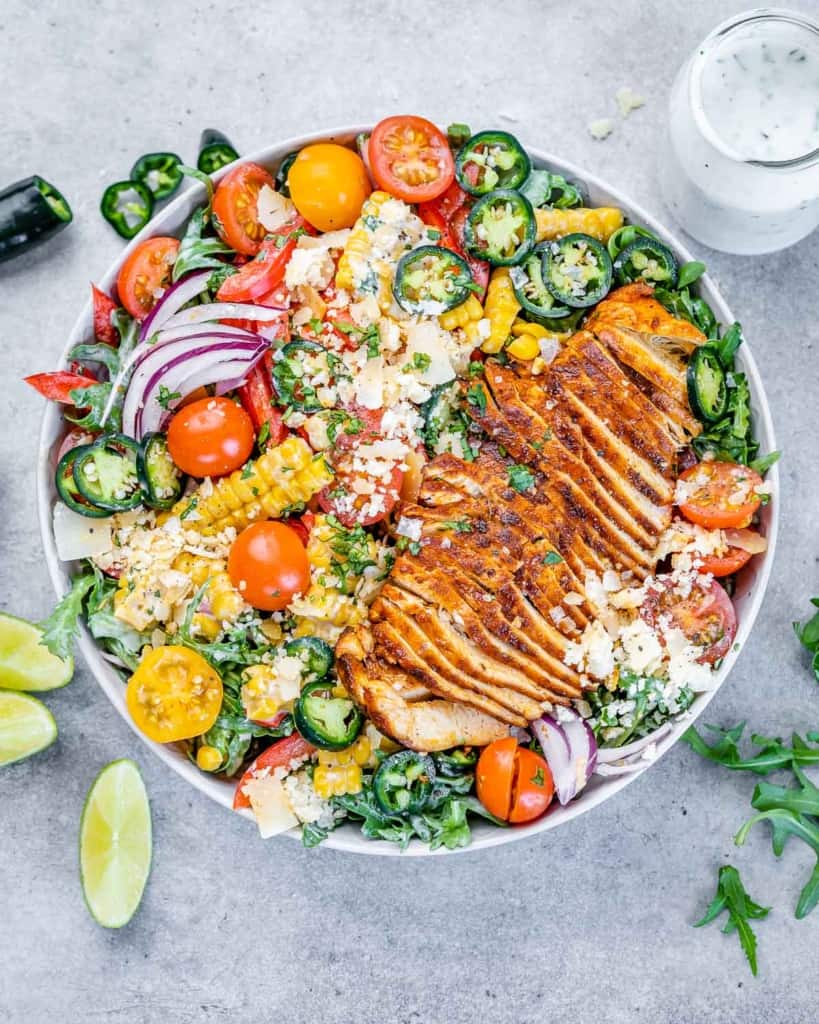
[0,691,57,766]
[0,612,73,691]
[80,759,152,928]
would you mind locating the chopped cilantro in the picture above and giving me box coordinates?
[256,422,270,449]
[543,551,564,565]
[439,518,472,534]
[180,498,198,520]
[507,464,536,493]
[465,383,486,415]
[157,384,181,410]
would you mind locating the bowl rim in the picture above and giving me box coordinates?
[36,123,779,856]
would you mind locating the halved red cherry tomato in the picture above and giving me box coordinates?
[697,546,753,578]
[217,216,311,302]
[641,576,737,664]
[167,396,254,478]
[24,371,96,403]
[416,205,460,252]
[91,284,119,345]
[476,737,554,823]
[369,116,454,203]
[233,732,315,810]
[213,162,276,256]
[116,236,180,320]
[677,461,764,530]
[227,521,310,612]
[286,511,316,547]
[56,428,97,463]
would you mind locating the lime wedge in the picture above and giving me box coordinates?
[80,759,152,928]
[0,690,57,766]
[0,612,73,691]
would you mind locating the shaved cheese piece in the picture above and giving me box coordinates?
[403,320,456,386]
[256,185,295,232]
[355,357,385,410]
[53,503,113,561]
[724,528,767,554]
[243,775,299,838]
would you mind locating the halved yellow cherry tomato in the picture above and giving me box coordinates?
[287,143,371,231]
[126,646,222,743]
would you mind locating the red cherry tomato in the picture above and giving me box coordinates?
[677,461,764,530]
[116,236,180,320]
[368,116,454,203]
[227,521,310,612]
[476,737,554,824]
[166,396,254,478]
[641,576,737,664]
[212,162,276,256]
[233,732,315,809]
[318,448,404,528]
[450,206,490,299]
[696,546,753,577]
[216,216,311,303]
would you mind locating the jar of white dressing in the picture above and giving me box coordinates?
[660,8,819,254]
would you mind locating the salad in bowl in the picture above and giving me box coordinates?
[30,115,777,853]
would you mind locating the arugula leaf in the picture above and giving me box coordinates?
[677,260,706,289]
[66,381,116,432]
[682,722,819,774]
[68,342,120,378]
[694,865,770,976]
[713,321,744,368]
[735,809,819,919]
[749,450,780,475]
[172,205,234,282]
[794,598,819,653]
[37,572,97,661]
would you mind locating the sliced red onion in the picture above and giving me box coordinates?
[155,323,260,344]
[532,709,598,806]
[162,302,289,331]
[531,716,575,805]
[122,336,265,438]
[136,343,265,437]
[139,269,214,341]
[595,723,672,765]
[594,762,648,777]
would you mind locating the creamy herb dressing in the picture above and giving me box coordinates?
[661,9,819,254]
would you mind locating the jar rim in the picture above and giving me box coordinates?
[688,7,819,169]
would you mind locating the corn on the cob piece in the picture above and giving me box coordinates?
[506,332,540,360]
[160,436,333,537]
[482,268,520,354]
[240,661,302,722]
[335,190,427,311]
[289,587,367,642]
[196,745,223,772]
[439,293,486,347]
[313,736,371,798]
[172,553,246,639]
[535,206,624,243]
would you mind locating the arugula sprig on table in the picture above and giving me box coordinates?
[794,597,819,683]
[694,865,770,976]
[685,719,819,973]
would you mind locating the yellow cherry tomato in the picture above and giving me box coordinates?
[126,646,222,743]
[287,143,371,231]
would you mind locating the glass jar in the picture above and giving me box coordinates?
[660,8,819,254]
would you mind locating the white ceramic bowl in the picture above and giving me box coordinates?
[37,125,778,855]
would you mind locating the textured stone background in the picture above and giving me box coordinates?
[1,1,818,1021]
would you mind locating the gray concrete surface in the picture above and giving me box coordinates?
[1,1,819,1021]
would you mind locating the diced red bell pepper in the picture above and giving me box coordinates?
[91,284,119,346]
[233,733,315,810]
[24,371,97,404]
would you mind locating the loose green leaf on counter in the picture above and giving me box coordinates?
[694,864,770,976]
[794,598,819,683]
[683,722,819,774]
[735,808,819,920]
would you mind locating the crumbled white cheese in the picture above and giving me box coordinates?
[396,516,423,542]
[284,246,335,291]
[616,86,646,117]
[588,118,614,141]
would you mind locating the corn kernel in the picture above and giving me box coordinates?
[196,745,223,772]
[511,319,549,339]
[506,333,541,360]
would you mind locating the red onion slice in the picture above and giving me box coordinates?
[596,723,673,765]
[531,709,598,806]
[155,323,260,345]
[594,762,648,777]
[122,337,265,438]
[531,716,576,805]
[136,343,266,437]
[139,269,214,341]
[162,302,289,331]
